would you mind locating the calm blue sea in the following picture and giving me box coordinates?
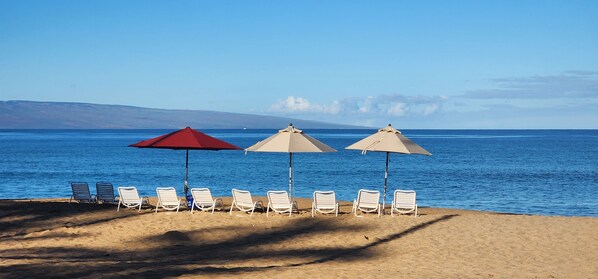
[0,129,597,217]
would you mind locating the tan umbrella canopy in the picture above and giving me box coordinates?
[346,124,431,212]
[245,124,336,200]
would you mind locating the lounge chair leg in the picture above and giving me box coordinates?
[117,201,121,212]
[139,197,145,212]
[266,205,270,217]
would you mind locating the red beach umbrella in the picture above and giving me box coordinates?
[129,127,241,195]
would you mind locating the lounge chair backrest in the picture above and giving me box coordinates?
[312,190,338,217]
[266,190,294,217]
[232,189,254,208]
[357,189,380,209]
[394,190,416,208]
[190,187,223,214]
[267,191,291,209]
[156,187,180,206]
[391,189,417,217]
[314,191,336,210]
[96,182,115,202]
[117,186,145,212]
[118,187,141,203]
[191,188,214,206]
[71,182,92,201]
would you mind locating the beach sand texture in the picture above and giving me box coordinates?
[1,198,597,278]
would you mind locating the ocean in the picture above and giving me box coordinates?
[0,129,597,217]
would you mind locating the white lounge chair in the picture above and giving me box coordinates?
[70,182,95,203]
[391,190,418,217]
[266,190,295,217]
[155,187,183,213]
[190,187,223,214]
[312,191,339,217]
[96,182,117,204]
[352,189,381,217]
[229,189,262,216]
[117,186,146,212]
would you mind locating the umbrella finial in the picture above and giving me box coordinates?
[289,123,293,127]
[388,123,392,127]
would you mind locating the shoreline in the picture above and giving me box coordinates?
[2,197,595,218]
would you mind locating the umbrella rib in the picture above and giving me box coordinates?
[362,139,382,154]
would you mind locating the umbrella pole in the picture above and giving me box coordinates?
[383,151,389,215]
[289,152,293,201]
[185,149,189,196]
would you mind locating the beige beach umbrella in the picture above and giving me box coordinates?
[245,124,336,200]
[346,124,431,212]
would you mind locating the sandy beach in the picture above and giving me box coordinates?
[1,198,597,278]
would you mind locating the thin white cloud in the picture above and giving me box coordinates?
[268,94,446,118]
[423,103,439,116]
[462,71,598,99]
[270,96,345,115]
[270,96,312,112]
[358,96,374,113]
[327,100,341,114]
[386,102,408,116]
[265,71,598,128]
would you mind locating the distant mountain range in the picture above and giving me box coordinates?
[0,100,364,129]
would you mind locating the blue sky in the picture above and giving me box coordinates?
[1,1,597,128]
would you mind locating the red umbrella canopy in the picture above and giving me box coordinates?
[130,127,241,196]
[129,127,241,150]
